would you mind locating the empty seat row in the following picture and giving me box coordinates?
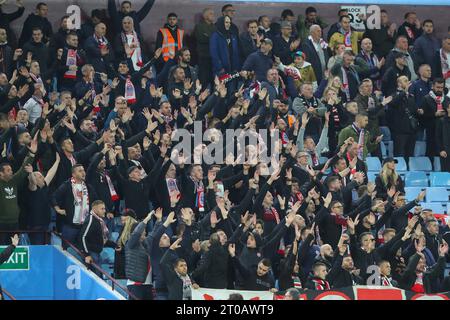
[404,172,450,187]
[404,187,450,203]
[367,157,438,172]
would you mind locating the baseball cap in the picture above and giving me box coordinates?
[393,51,407,59]
[261,38,273,46]
[382,157,398,165]
[281,21,292,29]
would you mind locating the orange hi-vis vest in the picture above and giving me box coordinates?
[278,114,295,128]
[160,28,184,62]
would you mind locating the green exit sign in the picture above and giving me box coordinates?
[0,246,29,270]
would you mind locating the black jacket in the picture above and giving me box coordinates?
[87,152,117,213]
[239,32,259,60]
[108,0,155,36]
[191,241,229,289]
[387,90,418,135]
[0,43,14,78]
[420,94,449,128]
[435,116,450,154]
[22,40,50,76]
[125,221,152,283]
[328,253,364,288]
[363,24,396,58]
[400,253,446,293]
[382,65,411,97]
[52,180,99,227]
[80,212,104,254]
[0,244,15,264]
[231,255,275,291]
[19,13,53,47]
[397,22,422,47]
[301,39,329,83]
[161,249,197,300]
[84,35,115,74]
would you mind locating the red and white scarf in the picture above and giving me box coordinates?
[312,278,330,290]
[64,49,78,79]
[192,178,205,212]
[263,206,280,224]
[429,90,444,111]
[124,76,136,104]
[293,275,302,288]
[102,171,119,201]
[440,49,450,80]
[308,35,328,50]
[92,211,109,243]
[71,177,89,225]
[405,26,415,40]
[343,30,352,49]
[352,123,365,160]
[121,31,143,71]
[411,272,425,293]
[381,275,393,287]
[94,34,108,50]
[166,178,179,194]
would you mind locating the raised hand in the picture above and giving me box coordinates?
[192,239,201,253]
[322,192,333,208]
[301,112,310,128]
[143,211,154,224]
[170,237,183,251]
[228,243,236,257]
[439,242,449,257]
[277,195,286,210]
[11,234,19,246]
[154,207,163,221]
[415,190,426,202]
[164,211,177,226]
[210,211,221,227]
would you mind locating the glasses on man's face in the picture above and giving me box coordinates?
[333,205,343,209]
[365,238,376,242]
[226,9,236,13]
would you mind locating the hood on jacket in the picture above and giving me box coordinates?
[215,16,233,39]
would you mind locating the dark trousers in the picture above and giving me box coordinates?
[127,284,153,300]
[28,225,49,245]
[198,56,213,89]
[441,156,450,172]
[425,125,437,157]
[370,143,383,159]
[62,224,82,250]
[393,133,416,158]
[0,223,19,245]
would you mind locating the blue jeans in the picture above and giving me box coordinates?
[155,290,168,300]
[62,224,82,250]
[88,251,103,278]
[127,284,153,300]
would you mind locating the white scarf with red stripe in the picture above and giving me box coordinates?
[121,31,143,71]
[71,177,89,225]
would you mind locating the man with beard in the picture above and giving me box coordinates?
[293,83,326,143]
[418,78,449,158]
[435,101,450,172]
[108,0,155,36]
[397,12,422,49]
[155,13,185,71]
[328,234,364,288]
[57,32,86,92]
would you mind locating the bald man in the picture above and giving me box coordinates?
[84,22,114,73]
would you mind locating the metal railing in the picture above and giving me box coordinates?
[0,230,138,300]
[2,288,16,300]
[53,232,139,300]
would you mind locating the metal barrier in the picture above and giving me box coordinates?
[2,288,16,301]
[53,232,139,300]
[0,230,138,300]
